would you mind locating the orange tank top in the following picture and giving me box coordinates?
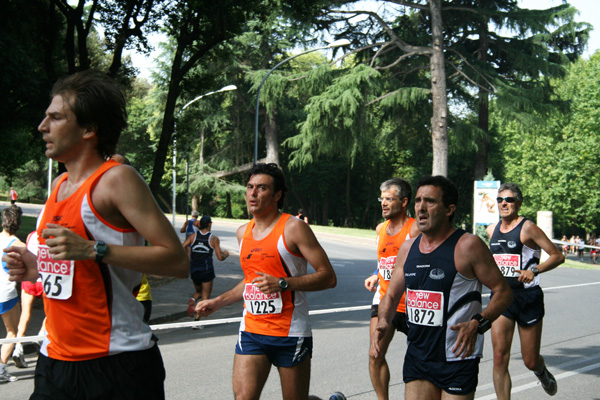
[239,213,311,337]
[376,218,415,313]
[36,160,151,361]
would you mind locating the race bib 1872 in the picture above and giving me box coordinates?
[493,254,521,278]
[378,256,396,281]
[406,289,444,327]
[37,244,74,300]
[243,283,283,315]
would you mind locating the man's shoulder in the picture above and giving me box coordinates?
[94,163,143,192]
[456,231,487,254]
[284,212,306,231]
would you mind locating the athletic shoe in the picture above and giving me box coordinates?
[187,298,196,318]
[536,367,557,396]
[12,344,28,369]
[0,370,18,383]
[329,392,346,400]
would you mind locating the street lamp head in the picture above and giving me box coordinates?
[220,85,237,92]
[327,39,351,48]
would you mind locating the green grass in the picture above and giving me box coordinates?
[211,216,376,239]
[561,258,600,271]
[307,224,375,239]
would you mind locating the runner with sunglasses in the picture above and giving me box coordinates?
[486,183,564,399]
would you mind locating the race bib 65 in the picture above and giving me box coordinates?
[37,244,74,300]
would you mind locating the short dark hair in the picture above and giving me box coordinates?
[2,205,22,235]
[51,70,127,159]
[416,175,458,221]
[498,182,523,203]
[380,178,412,203]
[247,163,287,209]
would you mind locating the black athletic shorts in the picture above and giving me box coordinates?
[491,285,545,327]
[30,343,165,400]
[191,268,216,285]
[371,304,409,335]
[403,351,479,396]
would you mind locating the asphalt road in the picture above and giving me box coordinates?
[2,207,600,399]
[157,228,600,400]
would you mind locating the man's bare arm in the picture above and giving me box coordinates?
[253,218,336,294]
[459,234,513,321]
[196,278,245,317]
[43,164,189,278]
[372,240,411,357]
[522,220,565,276]
[211,235,229,261]
[180,220,188,233]
[450,234,512,358]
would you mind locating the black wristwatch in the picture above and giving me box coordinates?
[471,313,492,335]
[278,278,289,291]
[94,240,108,263]
[531,267,540,276]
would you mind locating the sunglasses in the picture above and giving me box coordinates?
[496,197,517,203]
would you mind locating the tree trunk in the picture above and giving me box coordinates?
[199,127,205,165]
[345,158,352,227]
[474,20,490,180]
[321,195,329,226]
[192,194,199,212]
[226,192,233,218]
[264,106,279,165]
[149,45,185,195]
[429,0,448,177]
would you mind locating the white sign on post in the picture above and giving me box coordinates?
[473,181,500,232]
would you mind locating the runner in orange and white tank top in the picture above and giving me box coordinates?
[2,71,188,399]
[34,160,151,361]
[195,163,339,400]
[374,218,415,313]
[239,213,310,337]
[364,178,420,400]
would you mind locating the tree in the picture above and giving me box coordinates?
[97,0,164,79]
[441,1,590,179]
[491,53,600,236]
[0,0,67,184]
[321,0,450,176]
[148,0,287,195]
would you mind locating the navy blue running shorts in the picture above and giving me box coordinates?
[491,285,545,327]
[191,268,215,285]
[371,304,409,335]
[235,331,312,368]
[30,343,165,400]
[403,351,479,396]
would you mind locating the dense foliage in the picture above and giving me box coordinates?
[1,0,597,237]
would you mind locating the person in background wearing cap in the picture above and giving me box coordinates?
[182,215,229,327]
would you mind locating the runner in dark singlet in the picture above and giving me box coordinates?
[374,176,512,400]
[486,183,564,399]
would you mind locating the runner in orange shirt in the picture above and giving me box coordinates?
[2,70,188,399]
[196,163,342,400]
[364,178,420,400]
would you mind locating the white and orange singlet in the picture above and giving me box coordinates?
[239,213,311,337]
[373,218,415,313]
[34,160,152,361]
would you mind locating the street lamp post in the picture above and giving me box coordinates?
[253,39,350,165]
[172,84,237,226]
